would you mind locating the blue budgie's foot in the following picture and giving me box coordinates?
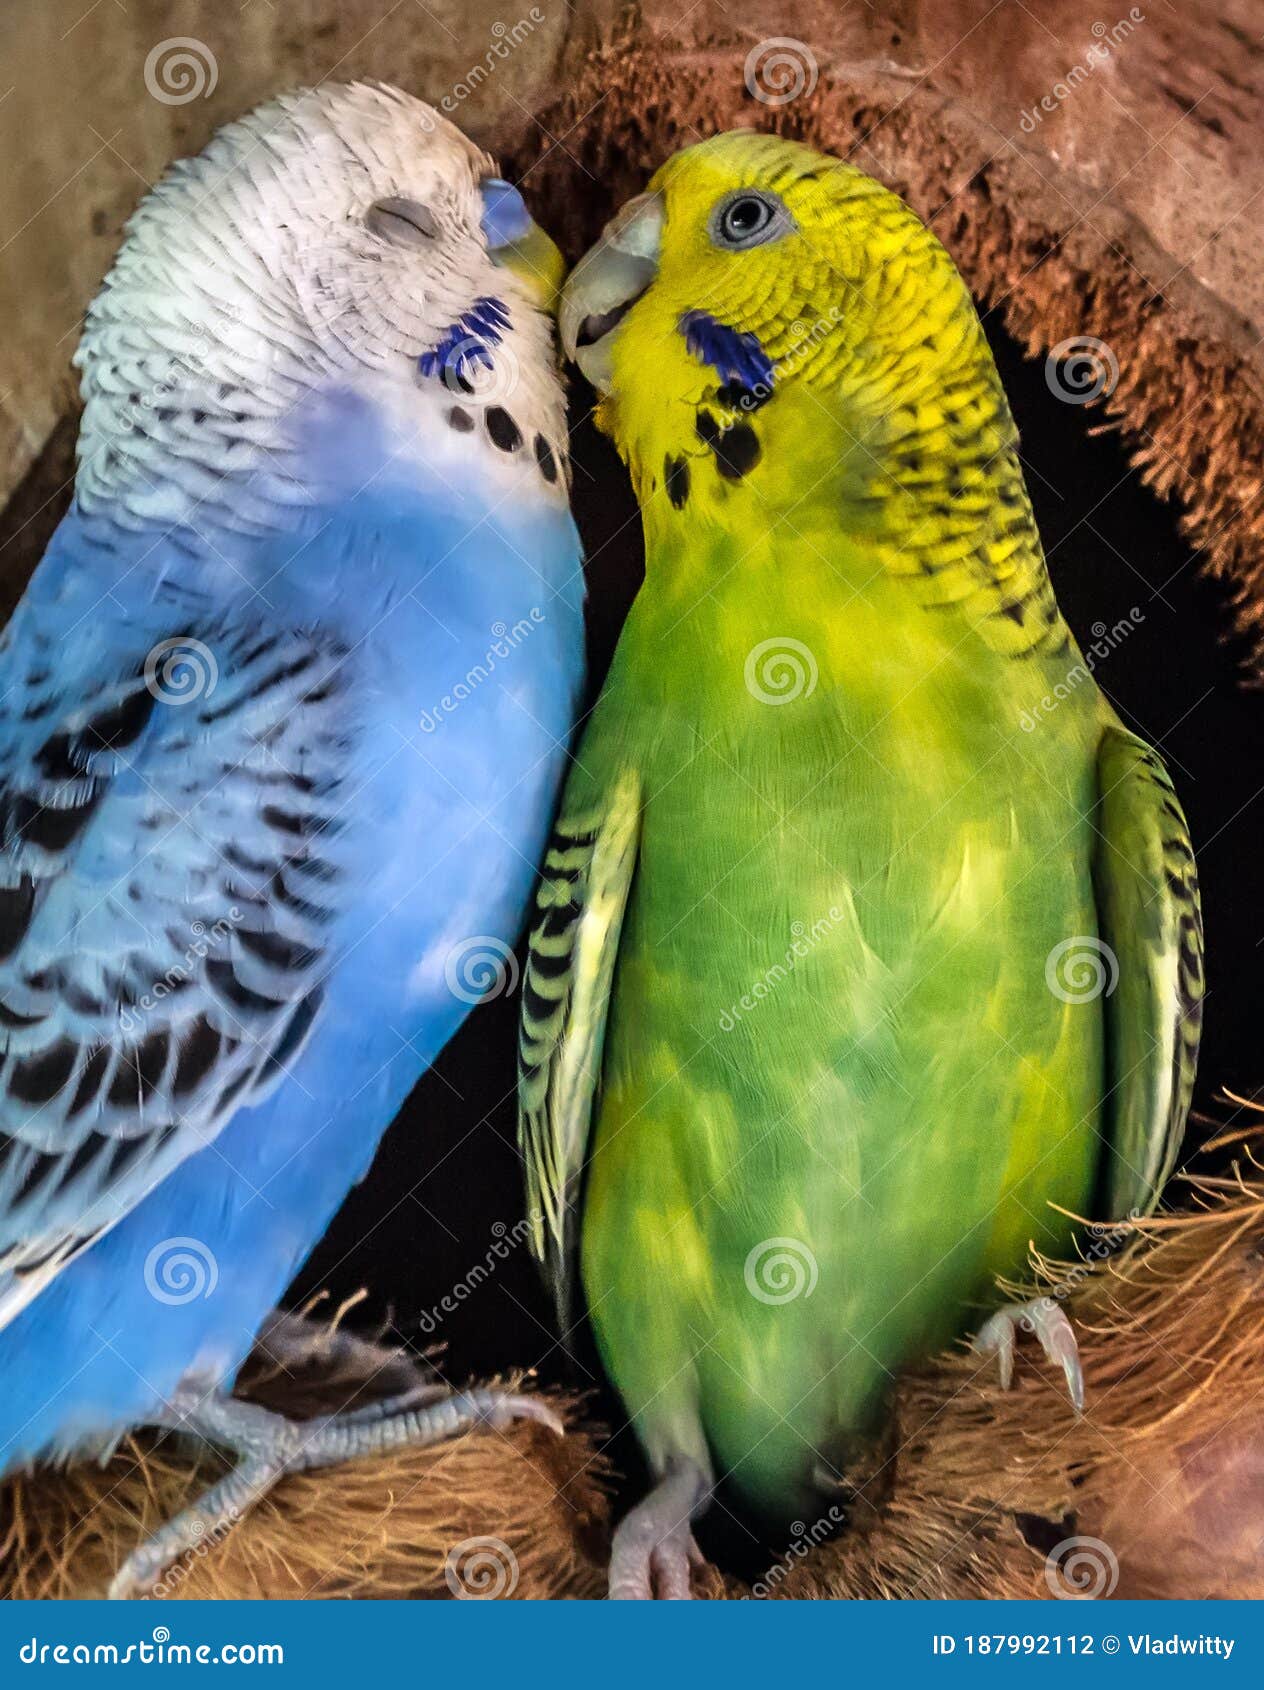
[608,1459,711,1600]
[974,1297,1085,1413]
[107,1384,564,1600]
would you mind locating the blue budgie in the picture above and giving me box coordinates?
[0,82,584,1597]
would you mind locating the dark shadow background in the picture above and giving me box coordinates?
[292,316,1264,1504]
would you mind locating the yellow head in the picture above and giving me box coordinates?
[567,133,997,472]
[570,132,1008,473]
[561,131,1062,661]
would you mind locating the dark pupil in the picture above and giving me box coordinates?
[727,199,765,235]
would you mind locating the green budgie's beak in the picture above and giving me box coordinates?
[559,192,664,391]
[480,177,566,313]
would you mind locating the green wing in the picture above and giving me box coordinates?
[517,767,640,1320]
[1093,723,1204,1218]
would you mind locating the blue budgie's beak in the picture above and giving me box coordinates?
[480,177,565,313]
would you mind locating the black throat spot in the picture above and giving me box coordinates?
[665,455,690,510]
[696,410,762,481]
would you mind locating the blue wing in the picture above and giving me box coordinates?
[0,577,350,1328]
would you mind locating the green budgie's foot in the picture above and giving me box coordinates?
[609,1459,711,1600]
[107,1382,563,1599]
[975,1297,1085,1413]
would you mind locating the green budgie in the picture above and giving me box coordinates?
[519,132,1203,1599]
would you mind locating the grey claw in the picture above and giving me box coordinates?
[607,1459,711,1601]
[1027,1300,1085,1414]
[975,1308,1016,1391]
[974,1297,1084,1412]
[482,1393,565,1437]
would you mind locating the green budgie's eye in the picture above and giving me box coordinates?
[710,189,792,251]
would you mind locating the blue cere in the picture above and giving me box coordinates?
[479,177,534,250]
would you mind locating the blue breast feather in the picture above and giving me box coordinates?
[0,458,583,1470]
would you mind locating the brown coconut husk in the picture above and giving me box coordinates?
[771,1125,1264,1600]
[0,1314,612,1601]
[4,1125,1264,1600]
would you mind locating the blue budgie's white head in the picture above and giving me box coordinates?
[74,82,569,537]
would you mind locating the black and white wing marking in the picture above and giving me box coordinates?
[518,768,640,1324]
[0,620,352,1329]
[1093,724,1204,1219]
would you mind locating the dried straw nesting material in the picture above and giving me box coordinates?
[1,1313,609,1601]
[5,1130,1264,1600]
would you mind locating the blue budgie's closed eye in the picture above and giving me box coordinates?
[480,178,534,251]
